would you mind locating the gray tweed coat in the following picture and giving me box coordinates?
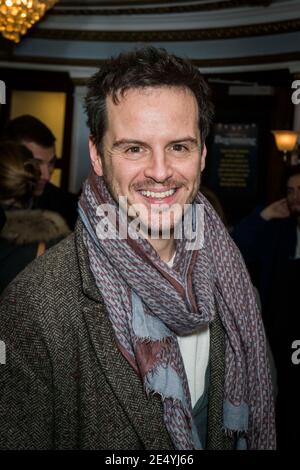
[0,221,230,450]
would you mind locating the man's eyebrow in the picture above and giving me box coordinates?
[168,137,198,145]
[112,137,198,148]
[34,156,56,163]
[112,139,146,149]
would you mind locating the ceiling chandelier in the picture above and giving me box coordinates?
[0,0,58,43]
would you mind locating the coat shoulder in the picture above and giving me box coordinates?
[15,232,78,291]
[0,233,83,324]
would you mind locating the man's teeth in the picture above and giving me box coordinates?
[140,189,176,199]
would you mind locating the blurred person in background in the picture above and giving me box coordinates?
[232,165,300,338]
[232,165,300,448]
[0,141,70,293]
[2,115,78,229]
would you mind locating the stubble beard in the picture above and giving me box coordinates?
[101,160,202,240]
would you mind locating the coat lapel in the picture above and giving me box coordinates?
[75,221,173,450]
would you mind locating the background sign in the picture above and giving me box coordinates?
[210,123,258,197]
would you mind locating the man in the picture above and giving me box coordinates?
[0,47,275,450]
[232,165,300,334]
[233,166,300,448]
[2,115,78,229]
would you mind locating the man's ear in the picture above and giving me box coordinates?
[200,144,207,172]
[89,138,103,176]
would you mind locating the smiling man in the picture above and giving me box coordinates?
[0,47,275,450]
[88,85,205,260]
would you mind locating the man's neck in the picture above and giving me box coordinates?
[148,236,176,263]
[297,216,300,229]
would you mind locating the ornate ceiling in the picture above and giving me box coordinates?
[56,0,274,15]
[59,0,272,5]
[31,0,297,42]
[0,0,299,77]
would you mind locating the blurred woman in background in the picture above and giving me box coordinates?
[0,141,70,293]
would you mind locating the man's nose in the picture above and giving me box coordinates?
[40,163,51,182]
[144,149,173,182]
[291,189,300,201]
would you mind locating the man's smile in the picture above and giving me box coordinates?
[136,187,181,205]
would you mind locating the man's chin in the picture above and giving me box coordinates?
[33,185,46,197]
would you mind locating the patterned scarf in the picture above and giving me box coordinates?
[78,173,276,450]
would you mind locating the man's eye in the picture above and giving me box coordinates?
[126,146,142,154]
[172,144,188,152]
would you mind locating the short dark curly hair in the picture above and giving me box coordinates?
[2,115,55,148]
[85,46,214,155]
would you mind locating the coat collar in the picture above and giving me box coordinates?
[1,209,70,245]
[75,219,103,303]
[75,219,173,449]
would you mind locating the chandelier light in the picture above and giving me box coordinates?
[0,0,58,43]
[272,130,299,163]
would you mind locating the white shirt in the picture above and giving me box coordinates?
[166,253,210,407]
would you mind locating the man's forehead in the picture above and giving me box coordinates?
[22,140,56,162]
[104,86,199,134]
[106,85,196,106]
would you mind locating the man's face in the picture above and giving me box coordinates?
[287,174,300,217]
[89,86,206,235]
[22,141,56,196]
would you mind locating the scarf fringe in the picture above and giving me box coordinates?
[222,427,248,438]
